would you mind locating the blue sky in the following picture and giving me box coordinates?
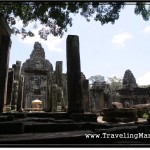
[9,4,150,85]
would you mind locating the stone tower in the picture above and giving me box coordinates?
[122,69,138,89]
[21,42,53,110]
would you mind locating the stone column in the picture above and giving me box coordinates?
[17,75,24,111]
[82,79,90,112]
[14,61,21,81]
[46,71,52,112]
[11,80,19,111]
[6,68,14,106]
[0,16,11,112]
[55,61,63,87]
[66,35,84,114]
[62,73,68,111]
[52,84,58,112]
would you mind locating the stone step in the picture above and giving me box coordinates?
[0,122,24,134]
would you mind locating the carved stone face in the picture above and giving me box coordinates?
[35,60,43,69]
[34,42,41,50]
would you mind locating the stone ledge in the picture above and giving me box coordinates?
[0,122,24,134]
[69,113,97,122]
[1,112,27,118]
[24,122,59,133]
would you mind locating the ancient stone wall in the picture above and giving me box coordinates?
[21,42,53,110]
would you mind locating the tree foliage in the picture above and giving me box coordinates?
[88,75,105,84]
[107,76,122,94]
[0,2,150,39]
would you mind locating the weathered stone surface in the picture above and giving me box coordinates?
[89,82,111,112]
[133,103,150,109]
[6,68,14,106]
[11,79,19,110]
[51,84,58,112]
[102,108,138,122]
[17,74,24,112]
[66,35,84,113]
[82,79,90,112]
[0,16,11,113]
[112,102,123,109]
[21,42,53,110]
[122,69,138,89]
[55,61,63,88]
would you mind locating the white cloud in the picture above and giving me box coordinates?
[137,72,150,85]
[16,22,63,53]
[143,26,150,34]
[112,32,133,47]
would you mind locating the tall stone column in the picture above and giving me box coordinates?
[17,75,24,111]
[0,16,11,113]
[55,61,63,87]
[46,71,52,112]
[6,68,14,106]
[52,84,58,112]
[66,35,84,114]
[82,79,90,112]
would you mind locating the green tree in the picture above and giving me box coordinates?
[88,75,105,84]
[107,76,122,94]
[0,2,150,39]
[107,76,122,102]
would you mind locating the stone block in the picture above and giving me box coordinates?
[112,102,123,109]
[102,108,138,122]
[0,122,24,134]
[102,116,138,122]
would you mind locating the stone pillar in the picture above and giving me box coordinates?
[66,35,84,114]
[55,61,63,87]
[52,84,58,112]
[0,16,11,113]
[14,61,21,81]
[82,79,90,112]
[10,61,22,111]
[46,71,52,112]
[17,75,24,111]
[62,73,68,111]
[11,80,19,110]
[6,68,14,106]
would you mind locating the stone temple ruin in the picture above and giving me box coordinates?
[2,16,150,145]
[5,43,150,114]
[6,40,91,113]
[118,69,150,108]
